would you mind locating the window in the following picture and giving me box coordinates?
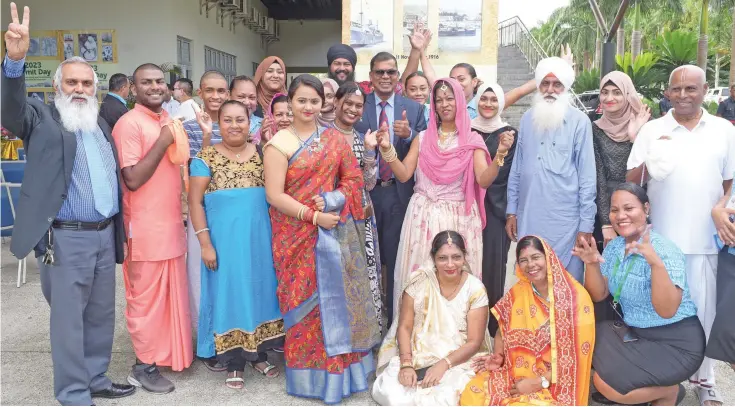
[205,46,237,83]
[177,36,192,79]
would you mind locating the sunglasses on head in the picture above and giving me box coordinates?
[373,69,398,77]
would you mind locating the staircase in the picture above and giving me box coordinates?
[497,45,534,128]
[496,16,586,128]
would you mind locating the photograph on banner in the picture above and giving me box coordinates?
[349,0,393,52]
[61,30,118,65]
[402,0,428,52]
[438,0,482,52]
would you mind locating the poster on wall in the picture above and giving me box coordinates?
[342,0,498,83]
[1,30,118,102]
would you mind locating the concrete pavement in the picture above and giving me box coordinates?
[1,239,733,405]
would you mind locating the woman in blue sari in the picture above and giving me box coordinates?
[189,100,284,389]
[264,74,380,404]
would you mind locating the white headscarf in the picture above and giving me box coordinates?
[471,83,509,134]
[535,57,575,91]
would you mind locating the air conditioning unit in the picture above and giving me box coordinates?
[245,7,259,27]
[219,0,240,9]
[264,18,280,43]
[233,0,248,17]
[255,15,268,33]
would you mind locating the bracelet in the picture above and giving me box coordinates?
[194,228,209,235]
[304,208,314,223]
[601,225,614,230]
[443,357,452,369]
[313,211,319,226]
[380,145,398,163]
[506,214,516,219]
[493,154,506,167]
[297,205,306,221]
[399,362,414,370]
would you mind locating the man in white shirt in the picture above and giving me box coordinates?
[161,83,180,116]
[627,65,735,407]
[173,78,199,122]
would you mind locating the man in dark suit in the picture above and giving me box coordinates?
[1,3,135,405]
[355,52,427,322]
[99,73,129,129]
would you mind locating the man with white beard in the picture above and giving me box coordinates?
[506,57,596,282]
[1,3,135,405]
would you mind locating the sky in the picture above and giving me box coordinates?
[498,0,570,28]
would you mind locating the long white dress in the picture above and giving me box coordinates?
[372,266,492,406]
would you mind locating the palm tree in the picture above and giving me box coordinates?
[697,0,710,70]
[630,0,684,60]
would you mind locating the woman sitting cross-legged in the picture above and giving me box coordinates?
[460,235,595,406]
[372,230,492,406]
[574,182,705,406]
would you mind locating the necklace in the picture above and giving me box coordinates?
[289,124,318,146]
[333,122,354,136]
[438,129,457,143]
[221,143,248,160]
[439,272,464,300]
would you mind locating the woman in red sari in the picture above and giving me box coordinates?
[263,74,380,404]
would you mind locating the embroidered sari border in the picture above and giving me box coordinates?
[285,353,374,405]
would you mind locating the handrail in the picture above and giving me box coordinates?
[498,16,586,111]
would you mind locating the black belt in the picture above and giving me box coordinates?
[52,218,113,231]
[378,179,396,187]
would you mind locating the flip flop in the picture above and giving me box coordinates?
[201,357,227,372]
[251,361,280,378]
[225,375,245,390]
[696,387,723,406]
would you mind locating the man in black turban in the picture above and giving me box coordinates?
[326,43,357,86]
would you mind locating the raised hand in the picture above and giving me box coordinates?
[363,129,377,150]
[377,123,391,150]
[560,44,575,68]
[5,3,30,61]
[394,109,411,139]
[497,130,515,154]
[625,225,657,262]
[572,234,604,264]
[421,28,433,51]
[408,21,427,51]
[628,105,651,142]
[195,110,213,135]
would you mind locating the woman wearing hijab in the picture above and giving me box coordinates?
[318,78,339,127]
[375,78,513,318]
[253,56,287,118]
[593,72,650,249]
[471,84,518,337]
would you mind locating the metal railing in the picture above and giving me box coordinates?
[498,16,586,111]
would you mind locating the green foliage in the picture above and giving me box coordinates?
[615,52,666,99]
[704,101,719,115]
[573,68,601,93]
[642,97,662,118]
[652,30,698,74]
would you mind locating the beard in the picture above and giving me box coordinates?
[54,90,100,133]
[530,91,571,133]
[328,69,355,86]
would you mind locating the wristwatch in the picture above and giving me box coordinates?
[540,376,550,389]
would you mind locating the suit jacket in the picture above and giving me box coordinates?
[1,64,125,263]
[99,93,128,130]
[355,92,428,206]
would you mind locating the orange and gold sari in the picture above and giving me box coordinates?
[460,237,595,406]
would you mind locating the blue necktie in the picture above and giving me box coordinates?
[80,129,114,218]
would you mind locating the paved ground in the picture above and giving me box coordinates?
[1,239,733,405]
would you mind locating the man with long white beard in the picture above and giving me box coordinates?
[506,57,596,282]
[1,3,135,405]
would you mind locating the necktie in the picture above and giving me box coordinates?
[377,101,393,182]
[80,129,114,218]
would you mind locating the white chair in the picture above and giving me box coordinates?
[1,179,27,287]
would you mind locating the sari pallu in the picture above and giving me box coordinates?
[267,127,380,404]
[460,237,595,406]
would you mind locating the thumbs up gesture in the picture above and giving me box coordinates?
[5,3,31,61]
[393,109,411,139]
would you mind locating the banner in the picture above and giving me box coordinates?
[341,0,498,83]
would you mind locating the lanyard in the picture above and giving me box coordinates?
[611,255,638,307]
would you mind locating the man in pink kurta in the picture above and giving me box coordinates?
[112,63,192,394]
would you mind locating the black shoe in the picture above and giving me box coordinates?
[91,382,137,399]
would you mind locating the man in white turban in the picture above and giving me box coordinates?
[505,57,596,281]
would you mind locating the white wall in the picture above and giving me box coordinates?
[267,20,341,68]
[0,0,267,84]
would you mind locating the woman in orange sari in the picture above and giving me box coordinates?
[460,236,595,406]
[263,74,380,404]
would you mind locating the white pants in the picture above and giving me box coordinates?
[686,254,718,388]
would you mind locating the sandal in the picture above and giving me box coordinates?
[251,361,280,378]
[201,357,227,372]
[697,387,723,406]
[225,372,245,390]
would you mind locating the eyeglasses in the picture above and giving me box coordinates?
[373,69,398,77]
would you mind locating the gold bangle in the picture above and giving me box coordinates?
[493,152,506,167]
[601,225,614,230]
[380,145,398,163]
[297,205,305,221]
[443,357,453,369]
[399,362,413,370]
[313,211,319,226]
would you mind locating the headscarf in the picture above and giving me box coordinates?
[418,78,492,227]
[318,78,339,127]
[254,56,287,114]
[594,71,644,143]
[535,57,575,91]
[327,43,357,67]
[471,83,509,134]
[485,236,595,406]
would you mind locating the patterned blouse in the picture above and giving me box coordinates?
[601,231,697,328]
[592,122,634,225]
[192,146,264,194]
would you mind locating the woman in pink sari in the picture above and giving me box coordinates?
[374,77,514,318]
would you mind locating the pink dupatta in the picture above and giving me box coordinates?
[252,92,286,144]
[417,77,492,227]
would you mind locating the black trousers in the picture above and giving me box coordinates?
[217,349,267,373]
[370,183,407,322]
[481,213,512,336]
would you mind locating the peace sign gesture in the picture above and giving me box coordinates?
[5,3,30,61]
[625,225,658,264]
